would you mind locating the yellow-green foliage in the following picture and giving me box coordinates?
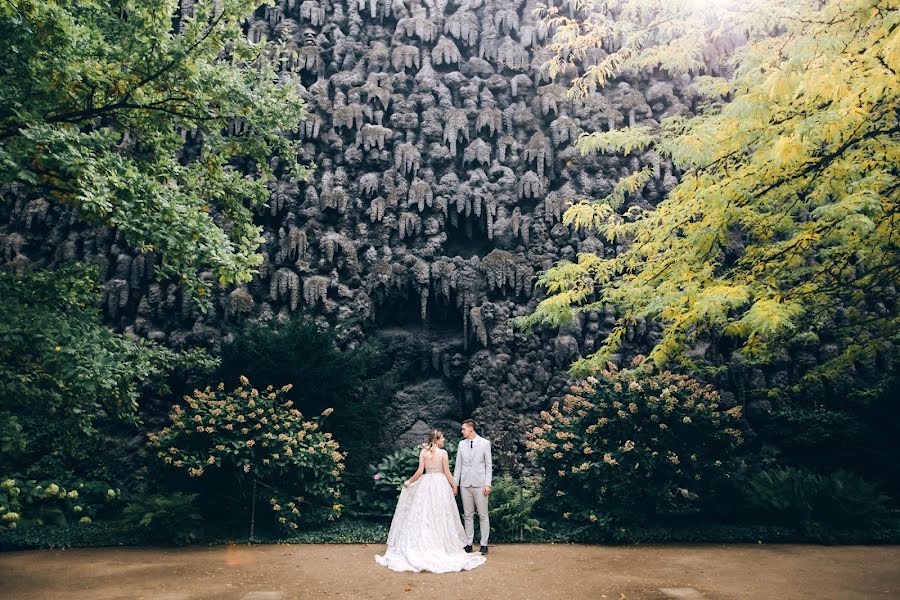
[150,377,345,530]
[521,0,899,384]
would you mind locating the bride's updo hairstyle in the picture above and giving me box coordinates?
[422,429,443,452]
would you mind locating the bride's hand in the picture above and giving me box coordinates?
[403,480,411,488]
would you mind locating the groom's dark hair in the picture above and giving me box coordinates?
[462,419,477,431]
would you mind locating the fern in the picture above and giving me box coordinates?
[487,476,543,541]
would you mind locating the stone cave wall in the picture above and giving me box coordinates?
[0,0,713,455]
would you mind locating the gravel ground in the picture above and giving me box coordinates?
[2,543,899,600]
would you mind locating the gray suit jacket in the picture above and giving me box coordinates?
[453,435,492,488]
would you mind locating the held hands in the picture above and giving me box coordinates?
[452,485,458,496]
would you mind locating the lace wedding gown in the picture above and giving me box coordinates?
[374,448,487,573]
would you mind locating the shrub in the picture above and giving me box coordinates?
[357,441,458,516]
[149,376,345,532]
[219,318,374,419]
[0,265,215,484]
[0,477,120,530]
[745,467,894,531]
[528,367,745,526]
[121,492,203,545]
[488,476,543,541]
[0,521,147,550]
[219,318,421,485]
[761,407,866,469]
[759,395,900,502]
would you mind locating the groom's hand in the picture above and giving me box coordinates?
[483,485,491,496]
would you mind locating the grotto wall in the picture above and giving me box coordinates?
[0,0,736,452]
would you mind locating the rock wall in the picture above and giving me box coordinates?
[0,0,710,452]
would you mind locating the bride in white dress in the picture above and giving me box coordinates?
[374,430,487,573]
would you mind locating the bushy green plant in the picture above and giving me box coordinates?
[528,367,745,526]
[358,441,458,516]
[121,492,203,545]
[219,320,429,487]
[758,395,900,501]
[149,376,345,532]
[0,477,120,530]
[745,467,894,531]
[220,318,377,418]
[762,407,865,468]
[0,265,215,485]
[365,446,421,515]
[488,476,543,541]
[0,522,148,551]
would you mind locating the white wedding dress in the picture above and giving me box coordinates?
[374,448,487,573]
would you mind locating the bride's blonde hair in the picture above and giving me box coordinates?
[422,429,443,452]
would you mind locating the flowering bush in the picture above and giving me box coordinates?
[527,366,745,526]
[0,477,119,530]
[149,376,345,531]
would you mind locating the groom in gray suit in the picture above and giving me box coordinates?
[453,419,492,554]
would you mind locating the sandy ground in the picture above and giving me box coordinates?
[2,543,899,600]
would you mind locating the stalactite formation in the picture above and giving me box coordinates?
[1,0,711,446]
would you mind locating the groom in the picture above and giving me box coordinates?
[453,419,492,554]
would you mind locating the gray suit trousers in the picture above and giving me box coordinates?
[460,485,489,546]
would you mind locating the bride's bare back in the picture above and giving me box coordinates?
[423,448,445,473]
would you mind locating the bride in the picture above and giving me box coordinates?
[374,430,487,573]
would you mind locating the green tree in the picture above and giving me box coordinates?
[0,265,215,482]
[0,0,310,299]
[519,0,899,389]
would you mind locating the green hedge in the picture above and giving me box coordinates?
[4,517,898,551]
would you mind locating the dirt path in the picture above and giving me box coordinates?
[2,543,899,600]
